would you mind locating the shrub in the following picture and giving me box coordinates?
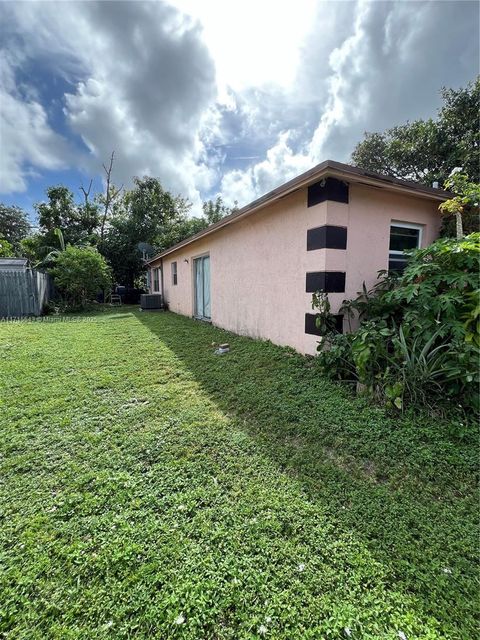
[315,233,480,414]
[382,233,479,340]
[49,246,112,309]
[0,237,14,257]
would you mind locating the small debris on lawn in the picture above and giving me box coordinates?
[214,343,230,355]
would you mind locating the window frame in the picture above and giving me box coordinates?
[388,221,423,272]
[171,261,178,286]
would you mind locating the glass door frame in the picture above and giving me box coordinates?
[192,253,211,321]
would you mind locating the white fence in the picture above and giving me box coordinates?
[0,269,52,318]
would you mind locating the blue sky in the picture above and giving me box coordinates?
[1,0,479,223]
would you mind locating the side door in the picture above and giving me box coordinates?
[194,255,211,320]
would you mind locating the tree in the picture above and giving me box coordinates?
[439,170,480,239]
[49,246,112,308]
[78,179,102,242]
[0,204,31,252]
[36,186,76,232]
[202,196,237,224]
[19,234,47,263]
[126,176,190,235]
[35,185,100,247]
[153,196,237,254]
[99,177,191,286]
[351,78,480,186]
[155,216,208,253]
[439,82,480,182]
[0,238,14,257]
[100,216,145,287]
[98,151,122,241]
[34,229,67,267]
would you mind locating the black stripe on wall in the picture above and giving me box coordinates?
[305,313,344,336]
[306,271,346,293]
[307,177,349,207]
[307,225,347,251]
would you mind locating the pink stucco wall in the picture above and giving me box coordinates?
[325,185,441,328]
[150,183,441,355]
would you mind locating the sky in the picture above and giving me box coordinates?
[0,0,478,221]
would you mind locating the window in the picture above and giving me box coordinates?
[389,223,422,273]
[171,261,177,285]
[152,268,160,292]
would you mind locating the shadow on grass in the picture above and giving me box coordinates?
[135,310,478,632]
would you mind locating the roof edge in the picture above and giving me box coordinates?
[146,160,450,264]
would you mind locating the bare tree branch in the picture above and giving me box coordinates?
[79,179,93,206]
[100,151,123,241]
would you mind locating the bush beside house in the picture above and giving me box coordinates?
[314,233,480,416]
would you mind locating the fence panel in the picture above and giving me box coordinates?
[0,270,52,318]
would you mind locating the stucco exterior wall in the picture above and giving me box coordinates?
[324,184,442,325]
[150,183,441,355]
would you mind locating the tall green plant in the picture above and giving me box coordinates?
[315,233,480,415]
[439,171,480,238]
[49,246,112,309]
[34,228,67,267]
[382,233,480,342]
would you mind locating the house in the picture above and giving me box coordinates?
[146,160,448,355]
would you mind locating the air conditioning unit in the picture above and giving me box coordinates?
[140,294,164,310]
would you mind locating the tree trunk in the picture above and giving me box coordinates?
[100,151,122,241]
[455,211,463,239]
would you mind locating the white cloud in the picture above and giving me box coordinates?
[0,0,220,209]
[0,54,70,192]
[0,0,477,211]
[220,169,256,208]
[220,0,479,206]
[221,132,311,207]
[171,0,318,93]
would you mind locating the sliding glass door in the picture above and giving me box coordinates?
[194,255,211,320]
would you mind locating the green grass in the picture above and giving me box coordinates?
[0,308,478,639]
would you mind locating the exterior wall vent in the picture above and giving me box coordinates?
[307,225,347,250]
[307,177,349,207]
[305,313,343,336]
[305,271,346,293]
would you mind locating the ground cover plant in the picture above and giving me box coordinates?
[0,309,478,639]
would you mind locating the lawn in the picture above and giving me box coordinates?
[0,308,477,639]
